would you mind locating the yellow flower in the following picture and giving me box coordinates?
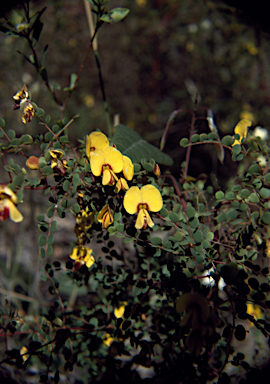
[86,131,109,159]
[20,346,29,362]
[122,155,134,181]
[97,204,113,228]
[22,101,35,124]
[123,185,163,229]
[26,156,40,170]
[246,303,263,327]
[153,163,161,177]
[69,246,95,268]
[114,302,128,319]
[103,333,114,347]
[0,186,23,223]
[13,84,29,109]
[90,146,123,186]
[115,177,129,193]
[232,119,252,146]
[49,149,68,175]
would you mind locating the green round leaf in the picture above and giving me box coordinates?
[7,129,16,139]
[73,203,80,213]
[262,212,270,224]
[169,212,179,223]
[45,131,54,141]
[225,191,235,200]
[151,237,163,245]
[38,235,47,247]
[190,134,200,143]
[215,191,224,200]
[10,138,21,146]
[186,204,195,218]
[259,188,270,199]
[160,207,168,217]
[239,189,250,198]
[200,133,208,141]
[226,208,238,220]
[208,132,218,140]
[63,180,70,192]
[21,134,33,144]
[221,135,234,146]
[133,163,141,172]
[249,192,259,203]
[180,138,189,147]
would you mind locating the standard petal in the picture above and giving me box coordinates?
[6,199,23,222]
[141,185,163,212]
[1,186,18,204]
[90,149,105,176]
[122,155,134,181]
[103,147,123,173]
[123,186,142,214]
[90,131,109,151]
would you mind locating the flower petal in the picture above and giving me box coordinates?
[103,146,123,173]
[123,186,142,214]
[135,209,145,229]
[90,149,105,176]
[122,155,134,181]
[144,208,154,228]
[141,185,163,212]
[233,119,251,146]
[0,186,18,204]
[5,199,23,222]
[86,131,109,158]
[84,253,95,268]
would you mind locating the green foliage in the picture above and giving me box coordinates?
[1,1,270,384]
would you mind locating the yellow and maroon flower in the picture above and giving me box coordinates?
[13,84,29,110]
[22,101,35,124]
[90,146,123,186]
[49,149,68,175]
[97,204,113,228]
[123,185,163,229]
[0,186,23,223]
[70,246,95,268]
[86,131,109,159]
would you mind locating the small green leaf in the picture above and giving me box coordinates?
[51,221,57,233]
[180,138,189,147]
[73,203,80,213]
[190,134,200,143]
[0,118,5,127]
[63,180,70,192]
[221,135,234,146]
[186,203,195,218]
[21,134,33,144]
[10,138,21,146]
[259,188,270,199]
[249,192,259,203]
[262,212,270,225]
[45,132,53,141]
[38,235,47,246]
[151,237,163,245]
[169,212,179,223]
[7,130,16,139]
[239,189,250,198]
[13,174,24,186]
[215,191,224,200]
[193,230,203,244]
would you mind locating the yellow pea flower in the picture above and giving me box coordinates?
[49,149,68,175]
[246,303,263,327]
[103,333,114,347]
[21,101,35,124]
[232,119,252,146]
[90,146,123,186]
[114,301,128,319]
[97,204,113,228]
[123,185,163,229]
[26,156,40,170]
[86,131,109,159]
[69,246,95,268]
[115,177,129,193]
[0,186,23,223]
[13,84,29,109]
[122,155,134,181]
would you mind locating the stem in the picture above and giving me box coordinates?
[94,51,111,139]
